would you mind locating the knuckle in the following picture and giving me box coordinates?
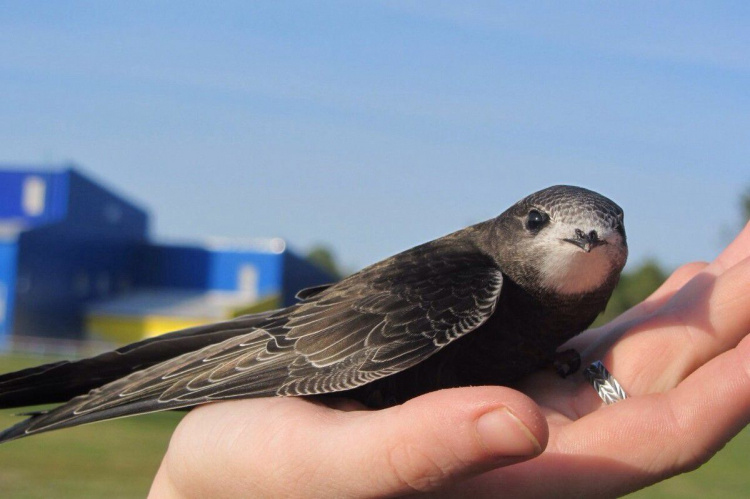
[386,442,445,493]
[660,397,715,474]
[384,437,463,493]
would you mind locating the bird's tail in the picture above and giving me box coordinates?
[0,312,276,410]
[0,395,196,443]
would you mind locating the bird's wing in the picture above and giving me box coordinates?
[0,311,278,408]
[0,243,503,441]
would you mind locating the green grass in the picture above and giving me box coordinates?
[0,353,748,498]
[0,353,182,498]
[630,427,750,498]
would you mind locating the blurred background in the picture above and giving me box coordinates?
[1,2,748,497]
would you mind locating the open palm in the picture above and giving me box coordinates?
[150,224,750,498]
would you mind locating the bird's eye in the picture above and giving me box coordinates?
[526,209,548,231]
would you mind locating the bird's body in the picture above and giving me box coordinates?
[349,268,616,407]
[0,185,627,443]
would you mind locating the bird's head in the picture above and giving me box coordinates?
[494,185,628,296]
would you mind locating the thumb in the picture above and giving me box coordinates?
[324,386,548,496]
[151,387,547,498]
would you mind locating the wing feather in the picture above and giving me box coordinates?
[0,241,504,441]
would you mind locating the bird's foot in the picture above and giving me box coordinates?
[553,349,581,378]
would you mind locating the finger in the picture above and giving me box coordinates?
[325,387,548,496]
[484,334,750,499]
[566,334,750,497]
[649,223,750,302]
[153,388,547,498]
[638,261,709,306]
[705,220,750,274]
[573,255,750,415]
[568,223,750,356]
[656,332,750,472]
[625,255,750,390]
[564,261,709,354]
[620,221,750,331]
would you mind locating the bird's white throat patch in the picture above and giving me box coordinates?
[539,243,615,295]
[533,223,623,296]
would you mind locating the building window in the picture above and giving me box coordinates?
[22,176,47,216]
[238,264,258,299]
[0,283,7,324]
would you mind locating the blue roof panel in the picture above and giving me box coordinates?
[0,169,69,227]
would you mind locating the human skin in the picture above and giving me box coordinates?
[149,222,750,498]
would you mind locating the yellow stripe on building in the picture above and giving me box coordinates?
[86,293,283,344]
[86,314,216,344]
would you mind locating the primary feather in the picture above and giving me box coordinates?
[0,185,628,443]
[0,240,503,442]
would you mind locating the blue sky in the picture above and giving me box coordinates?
[1,1,748,271]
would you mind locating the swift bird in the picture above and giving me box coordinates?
[0,185,627,443]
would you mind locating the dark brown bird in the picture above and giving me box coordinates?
[0,185,627,442]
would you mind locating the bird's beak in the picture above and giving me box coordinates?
[563,229,607,253]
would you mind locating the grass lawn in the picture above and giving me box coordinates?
[630,427,750,498]
[0,352,747,498]
[0,353,182,498]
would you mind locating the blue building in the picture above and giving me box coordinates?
[0,166,334,346]
[86,239,331,343]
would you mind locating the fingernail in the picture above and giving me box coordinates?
[476,408,541,457]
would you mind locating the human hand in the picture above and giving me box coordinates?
[148,383,548,497]
[440,221,750,497]
[150,223,750,498]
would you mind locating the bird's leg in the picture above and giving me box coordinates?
[553,348,581,378]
